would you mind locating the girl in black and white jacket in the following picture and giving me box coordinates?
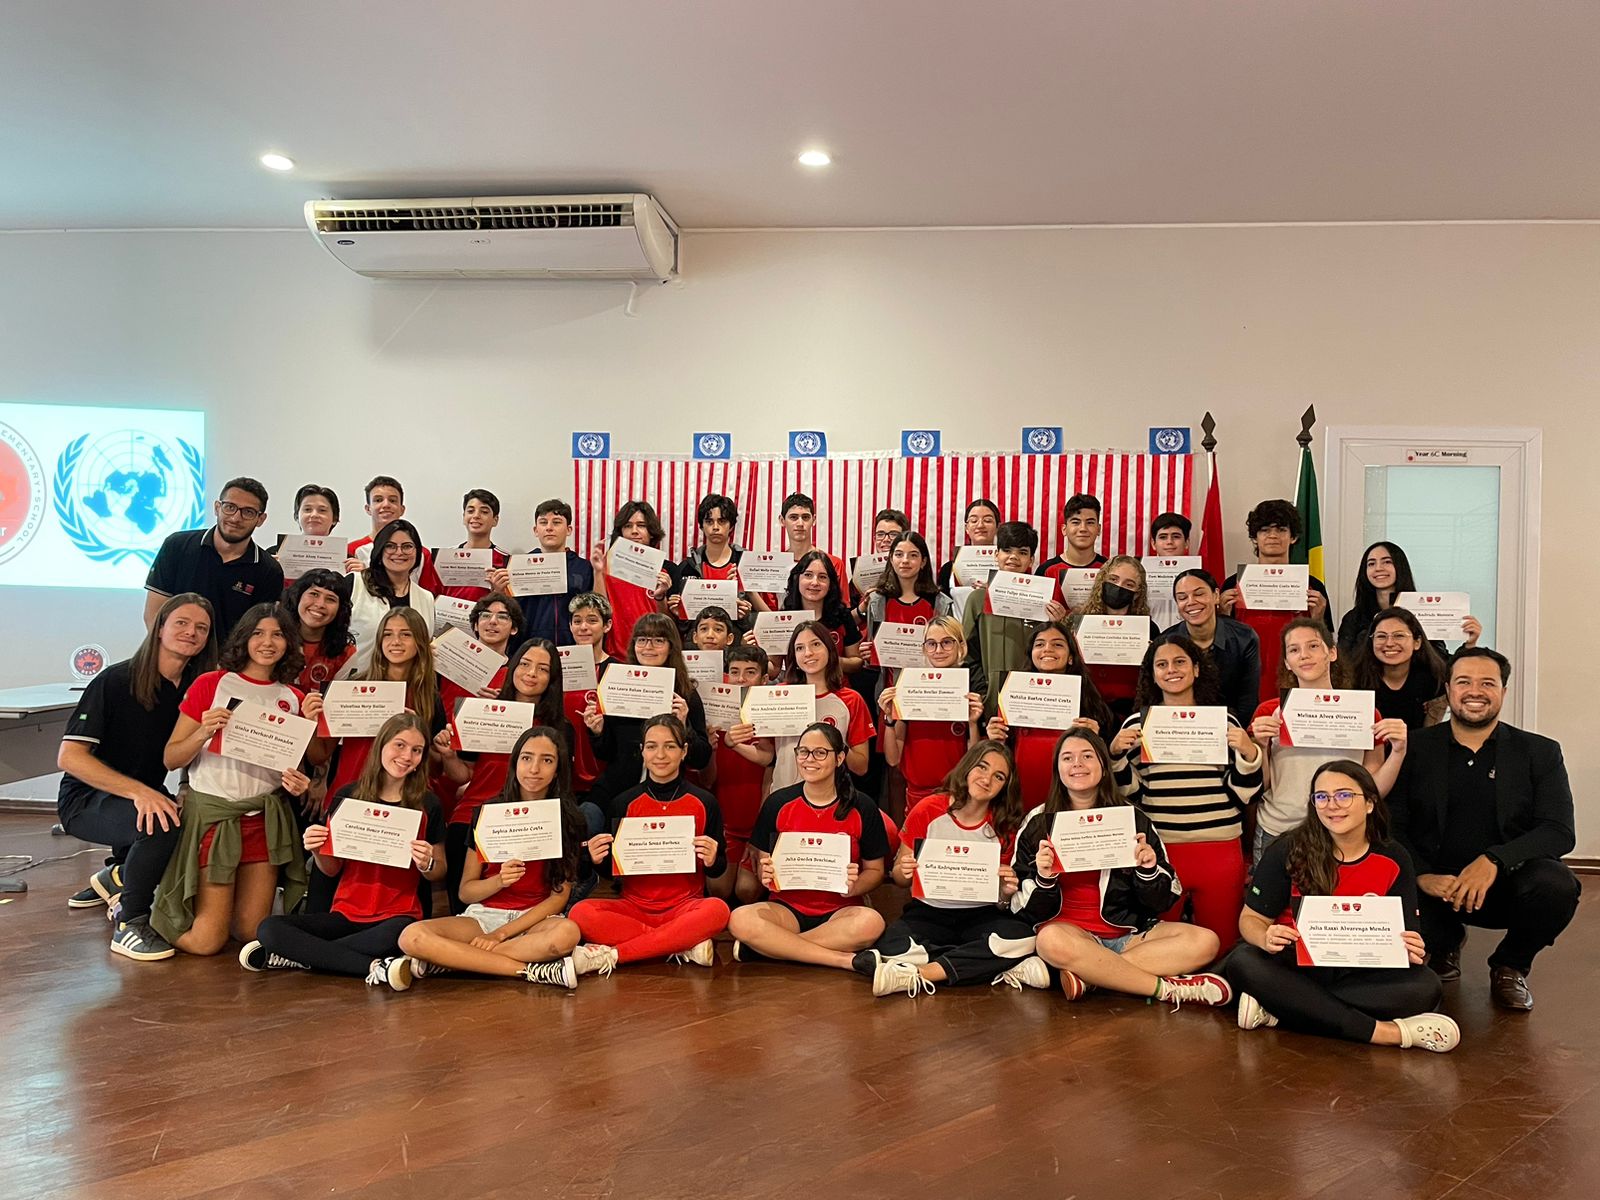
[1010,727,1232,1008]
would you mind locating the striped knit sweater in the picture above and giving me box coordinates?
[1110,711,1263,843]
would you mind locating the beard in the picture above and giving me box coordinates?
[1451,704,1499,729]
[216,524,255,545]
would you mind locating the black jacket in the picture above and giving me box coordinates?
[1161,615,1261,729]
[1386,721,1575,874]
[1010,804,1181,934]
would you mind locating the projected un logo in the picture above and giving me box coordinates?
[54,431,206,566]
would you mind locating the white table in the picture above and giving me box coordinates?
[0,683,83,788]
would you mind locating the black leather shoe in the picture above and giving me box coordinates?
[1490,965,1534,1011]
[1431,946,1461,982]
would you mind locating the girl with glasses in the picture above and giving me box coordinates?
[1222,761,1459,1052]
[1351,607,1451,731]
[346,519,436,671]
[879,616,982,809]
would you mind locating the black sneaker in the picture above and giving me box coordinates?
[110,919,175,962]
[68,865,122,908]
[239,940,307,972]
[851,948,881,977]
[67,884,103,909]
[732,940,770,964]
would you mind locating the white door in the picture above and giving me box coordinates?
[1324,427,1541,725]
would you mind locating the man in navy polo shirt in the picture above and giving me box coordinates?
[144,476,284,635]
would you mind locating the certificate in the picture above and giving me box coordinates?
[1139,705,1230,765]
[612,815,696,875]
[891,667,970,723]
[1282,688,1376,751]
[916,838,1002,903]
[607,539,669,591]
[752,610,805,655]
[508,552,567,597]
[735,551,794,593]
[276,534,346,579]
[770,831,851,894]
[433,595,477,636]
[986,570,1054,621]
[873,621,928,671]
[433,627,507,695]
[1061,567,1099,610]
[1395,591,1472,642]
[597,664,676,719]
[1295,895,1408,969]
[558,642,598,692]
[681,649,724,687]
[851,553,888,594]
[1141,555,1202,604]
[680,577,739,619]
[699,683,745,730]
[998,671,1081,730]
[952,545,998,587]
[741,684,817,737]
[328,797,424,869]
[318,680,407,738]
[1238,563,1310,611]
[452,697,536,754]
[473,798,563,864]
[1074,615,1151,666]
[1049,807,1139,872]
[220,703,317,772]
[434,547,492,588]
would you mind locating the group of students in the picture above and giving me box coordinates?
[54,472,1580,1057]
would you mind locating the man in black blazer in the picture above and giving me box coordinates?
[1386,647,1580,1011]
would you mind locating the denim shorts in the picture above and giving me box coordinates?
[1093,931,1139,954]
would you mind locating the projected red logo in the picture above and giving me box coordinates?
[0,423,46,567]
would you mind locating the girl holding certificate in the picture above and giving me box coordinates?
[880,616,983,808]
[151,603,314,957]
[323,609,443,804]
[1335,541,1481,656]
[399,726,587,987]
[1222,761,1458,1052]
[855,740,1042,997]
[984,622,1111,808]
[245,712,447,991]
[1065,558,1161,726]
[1109,635,1263,952]
[1351,608,1450,731]
[435,638,571,913]
[773,551,863,675]
[860,532,954,664]
[284,569,355,694]
[728,722,890,970]
[584,614,712,821]
[766,622,876,792]
[1249,619,1403,863]
[1011,729,1231,1007]
[589,501,671,660]
[347,519,436,671]
[570,715,730,973]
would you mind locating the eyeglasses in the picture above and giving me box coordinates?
[634,636,670,648]
[923,638,960,652]
[794,746,836,761]
[383,542,417,555]
[218,501,262,520]
[1312,790,1361,808]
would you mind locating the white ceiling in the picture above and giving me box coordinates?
[6,0,1599,230]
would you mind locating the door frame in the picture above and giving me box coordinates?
[1323,425,1542,726]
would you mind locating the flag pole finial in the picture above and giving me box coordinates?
[1296,405,1316,450]
[1201,412,1217,453]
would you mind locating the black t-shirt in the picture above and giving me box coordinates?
[57,659,183,804]
[1440,730,1502,873]
[146,527,284,635]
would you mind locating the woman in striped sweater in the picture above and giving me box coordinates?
[1109,634,1263,953]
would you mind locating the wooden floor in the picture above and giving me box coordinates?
[2,814,1597,1200]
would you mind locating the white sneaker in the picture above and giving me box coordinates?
[992,955,1051,990]
[408,957,456,979]
[365,956,413,991]
[667,939,716,968]
[1394,1012,1461,1053]
[1237,992,1279,1030]
[872,959,935,998]
[572,943,619,977]
[1158,973,1234,1008]
[521,957,578,988]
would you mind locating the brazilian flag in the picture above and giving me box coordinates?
[1291,444,1323,581]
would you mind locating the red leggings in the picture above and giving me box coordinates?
[569,896,731,964]
[1161,839,1247,954]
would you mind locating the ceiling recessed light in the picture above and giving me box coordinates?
[259,153,295,172]
[797,149,832,168]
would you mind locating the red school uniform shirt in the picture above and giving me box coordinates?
[1010,725,1060,810]
[713,735,769,842]
[750,783,891,917]
[603,573,660,660]
[768,685,876,792]
[902,793,1013,909]
[326,786,445,922]
[1224,572,1331,702]
[179,670,305,801]
[477,855,557,911]
[612,780,724,914]
[898,717,971,795]
[298,639,357,694]
[562,656,609,791]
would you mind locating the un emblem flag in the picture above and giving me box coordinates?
[789,431,827,458]
[901,430,941,458]
[1149,427,1190,455]
[572,432,611,459]
[1023,427,1062,454]
[693,433,731,460]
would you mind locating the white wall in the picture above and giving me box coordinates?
[2,223,1596,847]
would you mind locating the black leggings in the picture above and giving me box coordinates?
[875,900,1037,986]
[1222,943,1443,1042]
[256,912,413,977]
[58,788,181,924]
[444,823,472,915]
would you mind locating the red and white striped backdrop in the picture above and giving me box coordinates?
[573,452,1192,566]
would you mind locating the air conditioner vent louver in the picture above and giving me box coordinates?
[310,202,633,234]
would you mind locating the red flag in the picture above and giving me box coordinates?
[1199,451,1226,583]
